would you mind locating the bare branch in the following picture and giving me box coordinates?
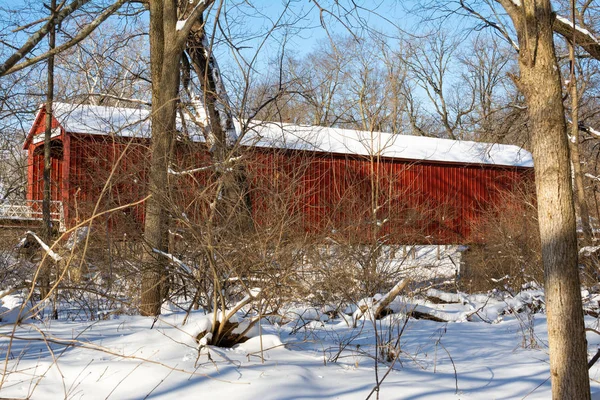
[460,0,520,52]
[175,0,214,48]
[0,0,90,76]
[553,14,600,61]
[1,0,129,76]
[85,93,151,106]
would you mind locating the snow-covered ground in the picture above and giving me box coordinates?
[2,293,600,399]
[2,246,599,399]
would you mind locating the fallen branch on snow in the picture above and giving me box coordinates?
[25,231,62,262]
[353,279,410,327]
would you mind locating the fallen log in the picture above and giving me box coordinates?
[353,279,410,327]
[408,310,449,323]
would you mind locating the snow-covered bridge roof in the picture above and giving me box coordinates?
[28,102,533,168]
[244,122,533,167]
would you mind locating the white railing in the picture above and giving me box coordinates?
[0,200,65,232]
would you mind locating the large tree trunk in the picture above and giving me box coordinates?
[500,1,590,398]
[140,0,213,316]
[140,0,183,316]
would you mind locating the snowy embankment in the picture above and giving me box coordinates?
[2,288,600,399]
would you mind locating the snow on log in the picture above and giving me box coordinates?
[353,279,410,326]
[181,288,262,348]
[425,289,463,304]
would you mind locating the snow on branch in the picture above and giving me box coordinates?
[168,165,213,175]
[569,120,600,138]
[175,0,209,45]
[474,2,600,62]
[553,15,600,61]
[580,124,600,138]
[168,155,242,176]
[555,15,600,45]
[152,249,192,274]
[176,20,187,31]
[222,287,262,324]
[25,231,62,262]
[85,94,151,107]
[587,126,600,137]
[585,173,600,182]
[580,245,600,256]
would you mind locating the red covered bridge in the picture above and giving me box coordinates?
[22,103,534,244]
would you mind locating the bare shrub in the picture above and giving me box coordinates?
[459,181,541,293]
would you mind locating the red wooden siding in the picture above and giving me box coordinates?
[25,111,533,244]
[66,133,150,235]
[26,115,64,206]
[243,148,530,243]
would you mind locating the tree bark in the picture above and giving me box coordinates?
[140,0,213,316]
[553,16,600,61]
[498,0,591,398]
[184,14,253,232]
[140,0,182,316]
[568,42,593,245]
[40,0,57,303]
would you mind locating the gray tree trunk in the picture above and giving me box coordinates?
[140,0,213,316]
[499,0,591,398]
[140,0,183,316]
[40,0,57,303]
[184,17,253,232]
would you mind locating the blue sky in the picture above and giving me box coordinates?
[0,0,420,58]
[0,1,472,109]
[206,0,426,81]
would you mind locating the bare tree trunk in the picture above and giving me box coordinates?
[40,0,57,303]
[568,43,593,245]
[185,15,253,232]
[140,0,213,316]
[499,1,590,398]
[140,0,179,316]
